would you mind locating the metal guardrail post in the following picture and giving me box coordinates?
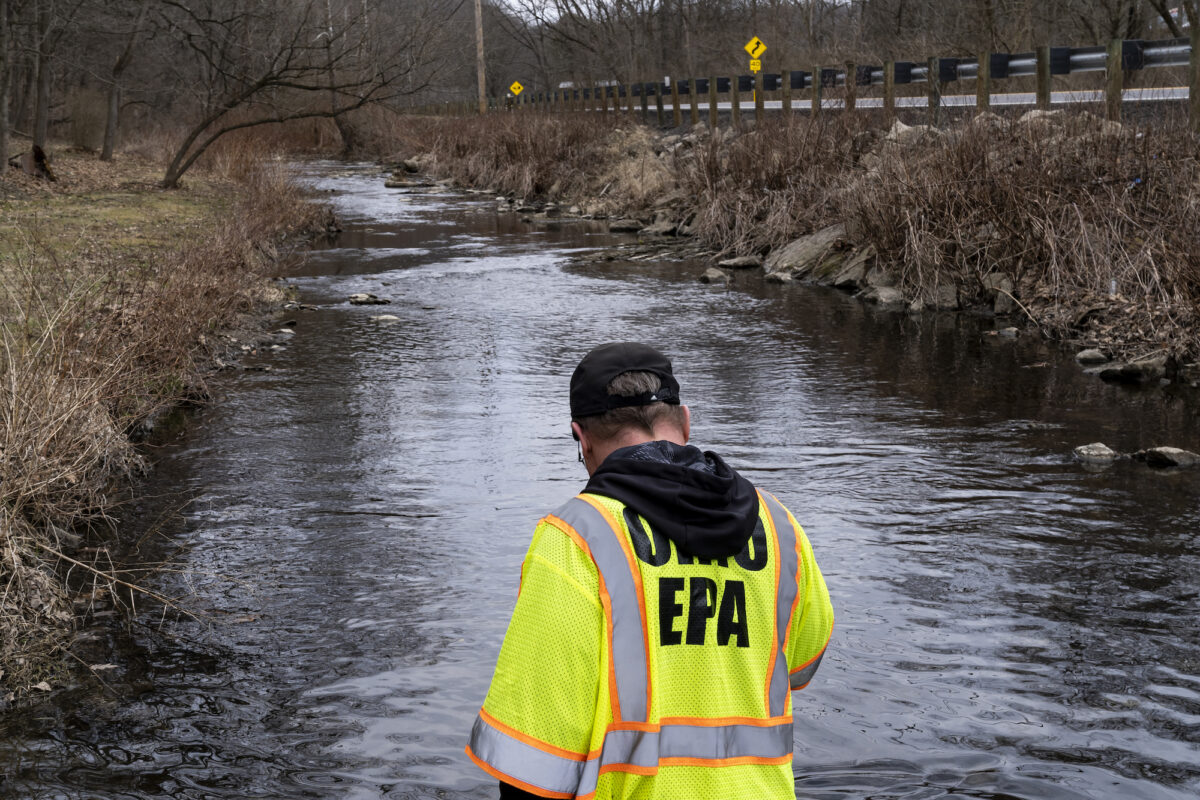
[1193,26,1200,132]
[812,65,822,117]
[883,61,895,120]
[977,52,990,111]
[708,76,719,128]
[1036,46,1052,110]
[755,72,764,124]
[927,56,941,125]
[1106,39,1123,122]
[730,75,741,127]
[845,61,856,112]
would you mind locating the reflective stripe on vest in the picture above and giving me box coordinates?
[470,711,793,798]
[549,495,650,723]
[760,490,799,718]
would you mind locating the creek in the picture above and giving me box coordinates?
[3,163,1199,799]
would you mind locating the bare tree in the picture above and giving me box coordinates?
[154,0,451,188]
[1,0,10,168]
[99,0,148,161]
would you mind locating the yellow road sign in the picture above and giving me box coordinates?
[749,59,762,73]
[510,81,524,96]
[744,36,767,59]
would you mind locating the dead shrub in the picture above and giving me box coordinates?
[0,151,326,696]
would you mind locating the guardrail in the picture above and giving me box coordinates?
[409,33,1200,130]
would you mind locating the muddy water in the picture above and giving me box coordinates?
[4,164,1200,799]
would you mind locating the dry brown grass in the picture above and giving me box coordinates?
[0,139,328,697]
[379,112,673,214]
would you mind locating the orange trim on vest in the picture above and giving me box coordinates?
[658,714,793,728]
[465,746,577,799]
[658,754,793,768]
[478,707,602,761]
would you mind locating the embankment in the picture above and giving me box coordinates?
[380,111,1200,382]
[0,144,333,700]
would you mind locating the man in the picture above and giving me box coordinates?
[467,342,834,799]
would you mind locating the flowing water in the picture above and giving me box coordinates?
[4,164,1200,799]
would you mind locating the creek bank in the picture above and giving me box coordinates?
[386,110,1200,400]
[0,149,334,706]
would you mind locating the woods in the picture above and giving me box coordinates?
[1,1,1196,180]
[0,0,459,186]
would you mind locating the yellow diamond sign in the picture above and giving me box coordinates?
[509,81,524,96]
[744,36,767,59]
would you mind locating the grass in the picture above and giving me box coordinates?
[0,139,329,698]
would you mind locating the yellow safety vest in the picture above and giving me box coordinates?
[468,489,833,799]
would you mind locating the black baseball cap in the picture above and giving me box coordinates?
[570,342,681,419]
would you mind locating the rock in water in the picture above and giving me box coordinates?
[1074,443,1117,464]
[1075,348,1109,365]
[608,219,643,232]
[717,255,763,269]
[699,268,731,285]
[640,220,678,236]
[1141,447,1200,468]
[371,315,401,323]
[349,293,390,305]
[762,224,849,280]
[1099,354,1168,384]
[860,286,905,307]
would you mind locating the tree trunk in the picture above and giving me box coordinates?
[100,84,118,160]
[1,0,10,170]
[101,3,147,162]
[32,1,51,149]
[333,114,356,158]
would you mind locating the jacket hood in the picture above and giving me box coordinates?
[584,440,759,559]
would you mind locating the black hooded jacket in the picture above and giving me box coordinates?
[583,440,760,559]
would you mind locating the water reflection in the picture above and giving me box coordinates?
[2,163,1198,799]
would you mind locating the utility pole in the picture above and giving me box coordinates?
[474,0,487,114]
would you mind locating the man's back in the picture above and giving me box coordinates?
[469,441,833,799]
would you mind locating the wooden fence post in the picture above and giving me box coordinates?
[1106,39,1123,122]
[709,76,719,128]
[667,80,679,127]
[927,56,941,126]
[641,83,650,123]
[690,81,700,126]
[782,70,793,115]
[1036,45,1051,110]
[977,52,991,111]
[883,61,895,121]
[655,83,665,126]
[730,75,741,127]
[755,72,764,124]
[812,66,822,117]
[845,61,857,113]
[1192,24,1200,133]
